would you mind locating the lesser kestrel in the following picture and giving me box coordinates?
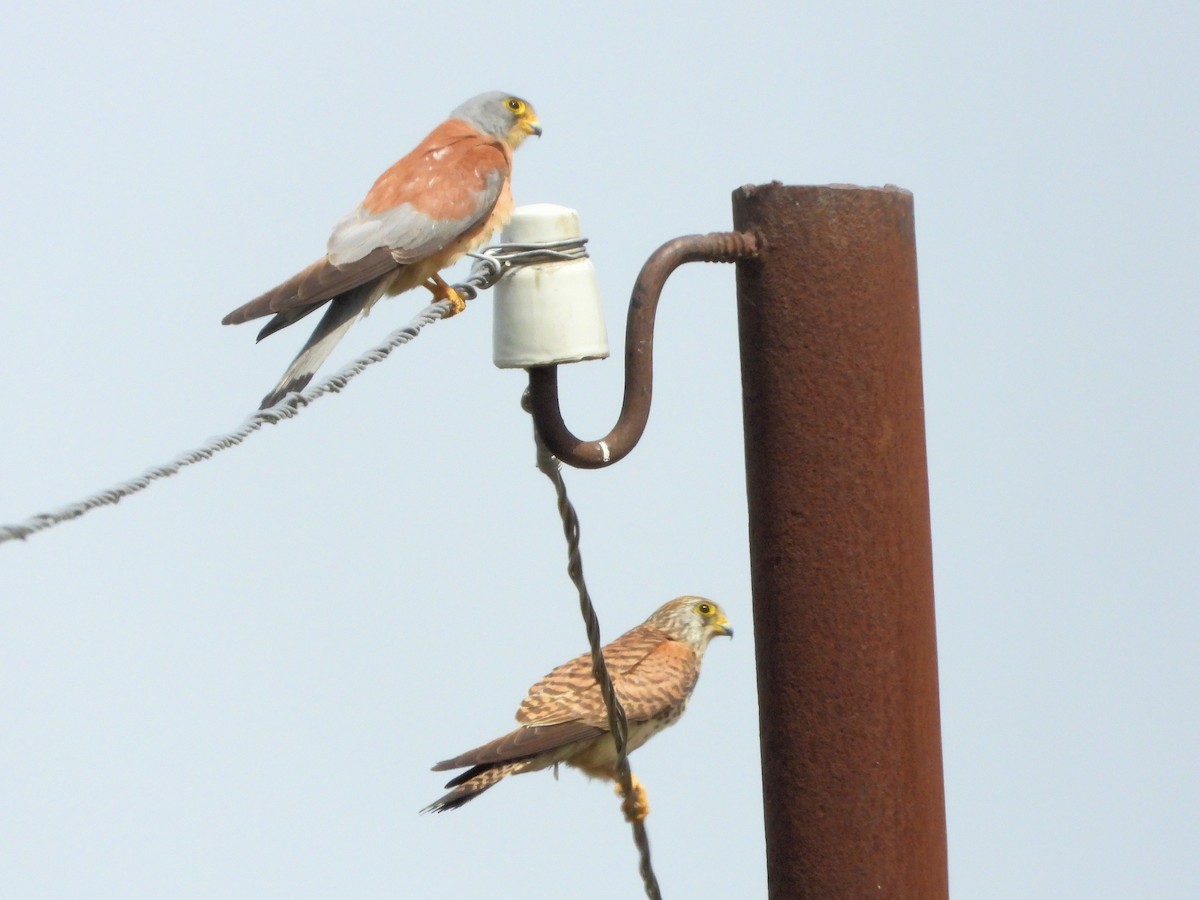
[424,596,732,822]
[222,91,541,409]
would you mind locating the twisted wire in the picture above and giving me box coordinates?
[0,240,587,547]
[524,390,663,900]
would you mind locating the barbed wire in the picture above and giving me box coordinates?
[0,239,588,547]
[523,390,663,900]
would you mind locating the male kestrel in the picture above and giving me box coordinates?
[221,91,541,409]
[424,596,732,822]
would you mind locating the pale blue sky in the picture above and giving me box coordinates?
[1,2,1196,897]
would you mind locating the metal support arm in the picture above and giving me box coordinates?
[526,231,760,469]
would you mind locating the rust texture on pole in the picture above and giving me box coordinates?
[528,231,758,469]
[733,183,948,898]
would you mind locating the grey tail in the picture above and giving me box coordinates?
[257,284,376,409]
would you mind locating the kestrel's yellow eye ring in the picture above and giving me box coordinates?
[697,602,713,616]
[506,97,526,115]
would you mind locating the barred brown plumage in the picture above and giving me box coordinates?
[422,596,732,819]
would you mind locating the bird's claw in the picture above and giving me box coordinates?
[615,774,650,824]
[444,287,467,316]
[425,276,467,316]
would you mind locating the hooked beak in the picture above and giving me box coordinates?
[714,616,733,638]
[523,116,543,137]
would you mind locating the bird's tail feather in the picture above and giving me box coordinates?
[258,284,375,409]
[421,762,526,814]
[255,302,325,343]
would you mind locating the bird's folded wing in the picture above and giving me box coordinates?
[329,135,509,266]
[431,721,607,772]
[612,640,700,722]
[221,247,398,326]
[515,630,699,728]
[430,636,700,773]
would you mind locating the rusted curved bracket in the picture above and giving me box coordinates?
[527,230,760,469]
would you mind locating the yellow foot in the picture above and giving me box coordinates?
[614,773,650,824]
[424,275,466,316]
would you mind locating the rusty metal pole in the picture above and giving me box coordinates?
[733,183,948,898]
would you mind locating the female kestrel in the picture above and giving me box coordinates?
[221,91,541,409]
[424,596,732,822]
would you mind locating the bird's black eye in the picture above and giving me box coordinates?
[506,98,525,114]
[697,602,713,616]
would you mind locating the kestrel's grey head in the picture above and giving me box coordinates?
[450,91,542,145]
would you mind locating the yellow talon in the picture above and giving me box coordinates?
[425,275,467,316]
[615,773,651,824]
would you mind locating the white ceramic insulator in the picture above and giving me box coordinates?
[492,204,610,369]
